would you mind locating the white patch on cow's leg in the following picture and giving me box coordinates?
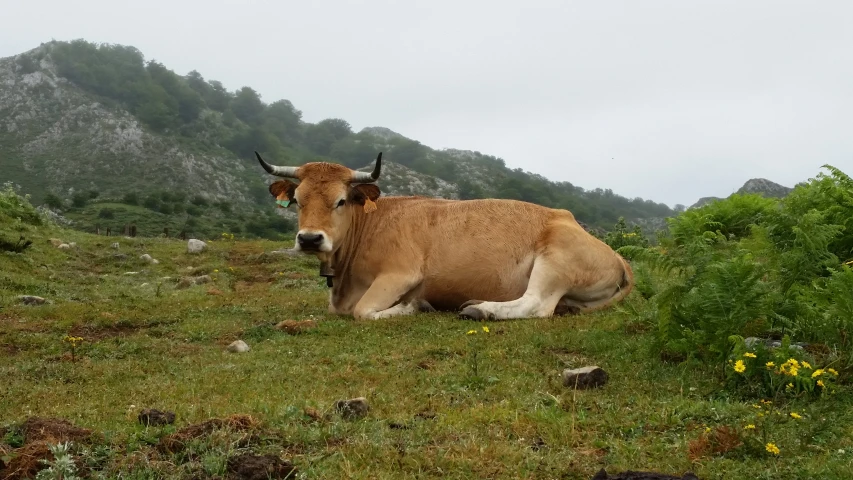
[369,301,418,319]
[353,273,424,320]
[462,258,565,320]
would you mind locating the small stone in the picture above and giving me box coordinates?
[334,397,369,419]
[138,408,176,426]
[187,239,207,254]
[227,340,250,353]
[140,254,159,264]
[111,242,120,249]
[275,319,318,335]
[562,366,609,390]
[17,295,47,305]
[57,243,71,250]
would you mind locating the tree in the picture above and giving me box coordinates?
[230,87,265,125]
[44,193,63,209]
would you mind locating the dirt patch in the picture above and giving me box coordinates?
[226,453,297,479]
[158,414,260,453]
[0,418,96,480]
[592,469,699,480]
[20,417,94,445]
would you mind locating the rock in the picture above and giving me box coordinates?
[275,319,318,335]
[187,239,207,254]
[138,408,176,426]
[334,397,369,419]
[226,452,297,480]
[17,295,47,305]
[562,366,609,390]
[57,243,71,250]
[49,238,63,247]
[111,242,120,249]
[176,275,213,289]
[591,468,700,480]
[227,340,250,353]
[140,254,159,265]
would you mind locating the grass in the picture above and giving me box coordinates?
[1,221,852,479]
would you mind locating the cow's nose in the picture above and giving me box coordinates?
[297,232,324,248]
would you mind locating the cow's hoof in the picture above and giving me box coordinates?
[458,299,485,310]
[418,300,437,313]
[459,306,486,320]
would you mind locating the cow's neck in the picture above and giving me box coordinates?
[326,207,372,291]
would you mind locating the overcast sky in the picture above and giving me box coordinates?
[3,0,851,207]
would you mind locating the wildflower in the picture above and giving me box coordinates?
[827,368,839,376]
[482,326,489,333]
[765,361,775,369]
[744,424,756,430]
[801,361,812,369]
[790,412,802,419]
[817,380,825,388]
[734,360,746,373]
[744,352,757,358]
[766,443,780,455]
[466,330,476,335]
[811,369,824,378]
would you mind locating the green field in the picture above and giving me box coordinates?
[1,201,852,479]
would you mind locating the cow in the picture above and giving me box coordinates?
[256,151,634,321]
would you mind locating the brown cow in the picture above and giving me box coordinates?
[257,151,633,321]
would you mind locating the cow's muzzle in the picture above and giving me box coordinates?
[296,231,328,252]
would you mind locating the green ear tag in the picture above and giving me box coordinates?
[276,199,291,208]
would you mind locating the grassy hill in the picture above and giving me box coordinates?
[1,159,852,479]
[0,39,675,241]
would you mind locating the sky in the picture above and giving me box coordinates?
[2,0,852,208]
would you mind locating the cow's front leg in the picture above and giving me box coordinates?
[353,274,423,320]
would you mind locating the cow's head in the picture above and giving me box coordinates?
[256,151,382,254]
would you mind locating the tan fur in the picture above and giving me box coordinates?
[266,162,634,320]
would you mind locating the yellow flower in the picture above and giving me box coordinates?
[734,360,746,373]
[466,330,476,335]
[766,361,775,369]
[766,443,780,455]
[817,380,825,388]
[744,352,757,358]
[744,424,756,430]
[827,368,838,376]
[801,361,812,369]
[812,369,824,378]
[790,412,802,419]
[482,326,489,333]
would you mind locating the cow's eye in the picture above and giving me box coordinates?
[337,199,346,208]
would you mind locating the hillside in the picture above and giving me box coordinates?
[690,178,793,209]
[0,39,674,240]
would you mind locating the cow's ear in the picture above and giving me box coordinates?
[349,184,381,204]
[269,180,297,208]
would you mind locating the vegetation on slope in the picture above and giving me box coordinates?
[1,164,850,479]
[6,39,673,237]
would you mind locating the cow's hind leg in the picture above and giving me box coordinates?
[353,273,424,320]
[459,257,565,321]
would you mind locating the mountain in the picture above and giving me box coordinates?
[689,178,793,209]
[0,39,674,240]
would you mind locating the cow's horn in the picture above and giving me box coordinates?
[351,152,382,183]
[255,151,299,178]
